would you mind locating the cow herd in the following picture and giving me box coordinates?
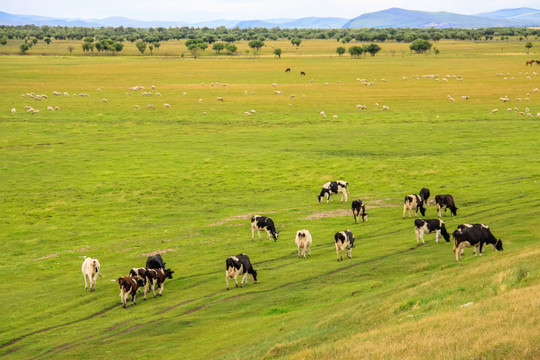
[82,182,503,304]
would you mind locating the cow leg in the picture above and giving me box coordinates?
[226,272,230,290]
[437,204,441,217]
[158,283,164,296]
[336,246,340,261]
[241,273,248,287]
[347,248,353,259]
[344,191,348,202]
[251,227,255,241]
[131,292,136,306]
[415,228,420,245]
[307,246,311,256]
[435,230,440,244]
[258,230,263,241]
[84,274,88,290]
[266,230,271,240]
[91,273,97,291]
[234,273,239,288]
[151,281,156,298]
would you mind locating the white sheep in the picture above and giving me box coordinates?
[151,85,156,89]
[382,105,389,111]
[147,104,155,109]
[272,83,277,87]
[54,106,60,111]
[32,109,39,114]
[250,110,256,114]
[97,88,102,92]
[491,109,498,114]
[244,112,252,116]
[102,98,108,103]
[356,105,366,110]
[164,104,171,109]
[10,108,16,114]
[47,106,54,111]
[274,91,282,95]
[183,92,187,96]
[134,105,141,110]
[198,99,204,103]
[216,97,224,101]
[156,93,161,97]
[333,115,338,119]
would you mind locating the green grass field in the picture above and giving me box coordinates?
[1,39,539,359]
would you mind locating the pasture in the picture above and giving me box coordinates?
[1,40,540,359]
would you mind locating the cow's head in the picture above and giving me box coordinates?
[165,268,175,279]
[443,232,451,242]
[251,268,258,283]
[136,278,145,287]
[272,232,279,241]
[317,195,323,203]
[494,239,503,251]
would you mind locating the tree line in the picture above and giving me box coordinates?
[1,24,539,45]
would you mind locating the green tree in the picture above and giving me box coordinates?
[212,42,225,54]
[525,42,533,54]
[336,46,346,56]
[273,48,282,58]
[82,42,94,52]
[248,39,264,51]
[364,43,381,56]
[291,38,302,47]
[43,37,51,44]
[148,44,154,54]
[136,41,146,54]
[0,36,7,46]
[185,39,208,59]
[348,45,363,58]
[409,39,432,53]
[20,43,30,54]
[153,42,160,50]
[225,43,237,55]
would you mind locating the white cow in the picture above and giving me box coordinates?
[295,230,312,258]
[81,257,103,291]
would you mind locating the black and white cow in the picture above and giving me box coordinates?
[402,194,426,219]
[117,276,145,308]
[414,219,450,245]
[144,268,174,299]
[146,254,166,269]
[452,225,503,262]
[334,230,355,261]
[318,181,349,203]
[419,187,430,205]
[129,267,147,293]
[295,229,312,258]
[251,215,278,241]
[435,194,458,217]
[455,223,497,256]
[351,199,368,223]
[225,254,258,290]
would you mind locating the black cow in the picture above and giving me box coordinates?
[146,254,166,269]
[318,181,349,203]
[226,254,258,290]
[251,215,278,241]
[455,223,497,255]
[452,225,503,261]
[351,199,368,223]
[144,268,174,299]
[402,194,425,219]
[285,68,291,72]
[435,195,458,217]
[414,219,450,245]
[300,71,306,76]
[419,187,430,204]
[334,230,355,261]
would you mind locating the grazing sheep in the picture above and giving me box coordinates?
[461,95,470,100]
[333,115,338,119]
[216,97,224,101]
[448,97,455,102]
[156,93,161,97]
[322,114,327,119]
[10,108,16,114]
[32,109,39,114]
[244,112,252,116]
[134,105,141,110]
[183,92,187,96]
[356,104,367,110]
[151,85,156,89]
[198,99,203,103]
[47,106,54,111]
[126,92,131,96]
[164,104,171,109]
[26,107,34,113]
[274,91,282,95]
[290,94,295,99]
[507,108,513,112]
[519,112,525,116]
[272,83,277,87]
[250,110,256,114]
[147,104,155,109]
[382,105,389,111]
[320,111,325,115]
[491,109,498,114]
[102,98,108,103]
[54,106,61,111]
[375,103,380,108]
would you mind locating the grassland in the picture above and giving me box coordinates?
[0,39,539,359]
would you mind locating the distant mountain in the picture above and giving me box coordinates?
[233,17,348,29]
[343,8,524,28]
[0,8,539,29]
[476,7,540,23]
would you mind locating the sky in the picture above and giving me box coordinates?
[1,0,539,23]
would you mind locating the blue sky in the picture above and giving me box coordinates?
[1,0,538,22]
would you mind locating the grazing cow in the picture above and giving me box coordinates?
[402,194,426,219]
[452,225,503,261]
[318,181,349,203]
[146,254,166,269]
[285,68,291,72]
[351,199,368,223]
[226,254,258,290]
[295,229,312,258]
[118,276,145,308]
[414,219,450,245]
[419,187,430,205]
[435,195,458,217]
[455,223,495,256]
[129,267,147,293]
[144,268,174,299]
[300,71,306,76]
[251,215,279,241]
[81,257,103,291]
[334,230,355,261]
